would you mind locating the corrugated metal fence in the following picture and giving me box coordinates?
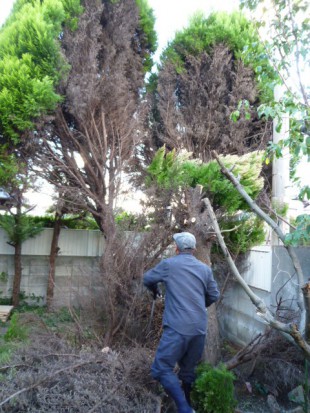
[0,228,105,256]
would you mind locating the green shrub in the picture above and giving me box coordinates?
[192,363,237,413]
[4,313,28,342]
[220,214,266,254]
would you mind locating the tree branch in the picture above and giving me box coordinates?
[212,150,305,314]
[204,196,310,359]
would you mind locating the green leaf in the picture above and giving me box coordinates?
[230,110,240,122]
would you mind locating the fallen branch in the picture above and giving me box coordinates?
[212,150,305,316]
[203,197,310,359]
[0,363,32,372]
[224,333,265,370]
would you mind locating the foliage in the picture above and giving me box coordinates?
[135,0,157,72]
[0,213,44,246]
[258,95,310,174]
[115,211,138,230]
[147,13,274,168]
[192,362,237,413]
[29,212,144,231]
[0,340,14,365]
[285,214,310,246]
[271,199,289,217]
[41,307,73,327]
[219,214,266,255]
[147,147,264,213]
[0,150,19,188]
[0,271,8,283]
[240,0,310,184]
[0,0,83,143]
[239,0,310,249]
[30,213,100,230]
[4,313,29,342]
[160,11,277,102]
[0,296,11,305]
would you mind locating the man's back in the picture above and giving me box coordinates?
[144,252,219,335]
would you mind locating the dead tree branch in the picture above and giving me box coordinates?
[204,197,310,359]
[212,150,305,314]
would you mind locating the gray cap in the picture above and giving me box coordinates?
[173,232,196,251]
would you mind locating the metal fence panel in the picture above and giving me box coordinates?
[0,228,105,257]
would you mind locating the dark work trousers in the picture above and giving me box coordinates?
[151,326,205,388]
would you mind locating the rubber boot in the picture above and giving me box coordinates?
[162,382,193,413]
[182,382,193,407]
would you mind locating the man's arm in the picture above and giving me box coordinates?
[143,259,168,299]
[205,269,220,307]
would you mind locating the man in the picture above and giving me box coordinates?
[143,232,220,413]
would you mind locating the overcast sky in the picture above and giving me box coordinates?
[1,0,240,43]
[147,0,239,60]
[0,0,308,213]
[0,0,241,61]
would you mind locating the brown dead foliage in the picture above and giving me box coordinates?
[0,314,160,413]
[149,45,272,163]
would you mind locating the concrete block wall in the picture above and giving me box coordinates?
[0,228,103,306]
[0,254,100,307]
[219,282,270,347]
[218,246,309,347]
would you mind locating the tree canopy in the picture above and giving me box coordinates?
[146,11,276,166]
[0,0,82,144]
[159,11,278,102]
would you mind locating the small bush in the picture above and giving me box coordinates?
[192,363,237,413]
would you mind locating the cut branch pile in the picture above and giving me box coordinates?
[0,328,158,413]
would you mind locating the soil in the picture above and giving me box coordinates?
[234,380,304,413]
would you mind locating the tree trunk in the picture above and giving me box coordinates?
[302,281,310,343]
[12,200,22,307]
[195,241,221,366]
[46,212,62,310]
[12,241,22,307]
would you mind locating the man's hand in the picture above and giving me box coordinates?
[151,286,162,300]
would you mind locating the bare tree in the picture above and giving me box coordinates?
[30,0,162,335]
[35,0,149,237]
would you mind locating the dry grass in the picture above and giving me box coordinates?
[0,312,161,413]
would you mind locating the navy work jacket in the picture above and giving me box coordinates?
[143,252,220,335]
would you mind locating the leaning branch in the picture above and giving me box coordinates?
[204,197,310,359]
[212,150,305,314]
